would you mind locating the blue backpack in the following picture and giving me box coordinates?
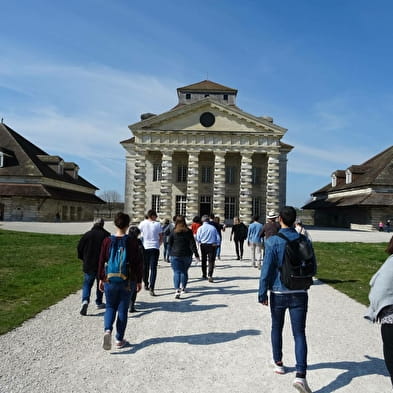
[105,235,129,282]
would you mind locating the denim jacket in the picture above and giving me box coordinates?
[258,227,309,303]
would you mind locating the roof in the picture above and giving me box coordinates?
[0,123,98,190]
[0,183,105,204]
[177,80,238,94]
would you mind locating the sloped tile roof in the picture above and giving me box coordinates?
[177,80,237,93]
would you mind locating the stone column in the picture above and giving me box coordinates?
[266,153,280,214]
[160,150,173,219]
[186,151,199,222]
[239,153,253,223]
[131,149,146,224]
[213,152,225,219]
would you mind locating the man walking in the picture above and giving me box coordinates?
[77,218,110,315]
[196,214,221,282]
[258,206,315,393]
[247,215,263,268]
[139,209,163,296]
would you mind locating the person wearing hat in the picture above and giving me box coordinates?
[77,218,110,315]
[261,212,281,264]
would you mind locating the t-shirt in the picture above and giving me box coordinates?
[139,219,162,249]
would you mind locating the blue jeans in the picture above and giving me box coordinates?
[143,248,160,289]
[270,292,308,374]
[171,256,192,290]
[103,281,134,341]
[82,272,103,305]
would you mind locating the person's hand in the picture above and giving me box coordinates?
[136,282,142,293]
[260,300,268,306]
[99,280,105,292]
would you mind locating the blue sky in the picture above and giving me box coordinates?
[1,0,392,207]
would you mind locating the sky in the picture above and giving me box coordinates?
[1,0,393,208]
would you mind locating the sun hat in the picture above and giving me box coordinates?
[267,211,278,219]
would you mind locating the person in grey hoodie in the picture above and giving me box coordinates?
[365,235,393,387]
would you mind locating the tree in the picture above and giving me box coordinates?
[99,190,122,218]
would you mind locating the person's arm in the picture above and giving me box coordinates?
[98,237,110,291]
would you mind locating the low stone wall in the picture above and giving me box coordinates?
[350,223,374,231]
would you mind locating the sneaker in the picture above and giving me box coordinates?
[208,276,214,283]
[181,287,187,293]
[96,303,106,309]
[149,288,156,296]
[175,290,181,299]
[272,360,285,374]
[292,377,312,393]
[103,330,112,350]
[80,301,88,316]
[115,340,128,349]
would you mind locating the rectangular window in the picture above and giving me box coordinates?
[176,195,187,216]
[252,167,262,185]
[201,166,212,183]
[152,195,161,213]
[252,197,262,217]
[223,94,228,101]
[186,93,191,99]
[153,163,162,182]
[225,196,237,220]
[177,165,188,182]
[225,166,236,184]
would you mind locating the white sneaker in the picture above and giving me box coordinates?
[272,360,285,374]
[103,330,112,350]
[175,290,181,299]
[293,377,312,393]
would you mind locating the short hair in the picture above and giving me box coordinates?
[128,225,141,238]
[279,206,297,227]
[114,212,130,229]
[252,215,259,222]
[386,235,393,255]
[201,214,209,222]
[147,209,157,219]
[209,213,215,220]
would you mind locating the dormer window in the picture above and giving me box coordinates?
[58,160,64,175]
[223,94,228,101]
[345,169,352,184]
[332,174,337,187]
[185,93,191,100]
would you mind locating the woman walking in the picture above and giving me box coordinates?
[168,215,200,299]
[365,235,393,387]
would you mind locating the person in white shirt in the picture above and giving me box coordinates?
[139,210,163,296]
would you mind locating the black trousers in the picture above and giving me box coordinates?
[382,323,393,386]
[200,243,216,277]
[234,239,245,259]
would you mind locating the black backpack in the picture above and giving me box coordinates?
[277,232,316,290]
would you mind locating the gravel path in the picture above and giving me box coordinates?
[0,223,391,392]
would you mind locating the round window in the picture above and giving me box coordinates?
[200,112,215,127]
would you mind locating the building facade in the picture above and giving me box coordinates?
[122,80,293,225]
[303,145,393,229]
[0,122,105,221]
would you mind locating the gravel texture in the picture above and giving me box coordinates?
[0,222,391,393]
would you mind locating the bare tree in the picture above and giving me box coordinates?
[99,190,122,218]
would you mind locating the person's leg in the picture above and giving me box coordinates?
[103,282,120,332]
[207,245,216,278]
[270,292,287,364]
[148,248,160,290]
[180,256,192,289]
[381,323,393,386]
[200,244,208,278]
[171,256,182,290]
[239,239,244,259]
[115,282,133,342]
[250,242,256,266]
[256,243,262,267]
[143,249,151,289]
[82,272,96,303]
[288,292,308,376]
[234,240,240,259]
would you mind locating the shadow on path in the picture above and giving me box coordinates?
[112,329,261,355]
[309,355,389,393]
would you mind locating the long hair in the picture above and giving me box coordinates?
[386,235,393,255]
[174,215,188,233]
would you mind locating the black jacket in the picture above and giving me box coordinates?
[77,225,110,274]
[168,229,199,258]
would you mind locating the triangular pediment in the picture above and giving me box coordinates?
[129,98,286,137]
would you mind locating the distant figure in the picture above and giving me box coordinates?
[77,218,110,316]
[230,217,248,260]
[365,235,393,388]
[196,215,221,282]
[98,212,143,350]
[247,215,263,268]
[55,212,60,222]
[139,209,163,296]
[379,221,385,232]
[213,216,225,260]
[387,219,391,233]
[295,220,312,241]
[190,215,202,237]
[168,215,200,299]
[162,218,174,262]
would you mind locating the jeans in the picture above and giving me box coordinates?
[163,242,170,261]
[82,272,103,305]
[270,292,308,374]
[103,280,134,341]
[381,324,393,386]
[171,256,192,289]
[200,243,216,277]
[143,248,160,289]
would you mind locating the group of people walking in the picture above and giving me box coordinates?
[76,207,393,393]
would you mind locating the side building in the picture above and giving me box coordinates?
[302,145,393,229]
[121,80,293,225]
[0,122,105,221]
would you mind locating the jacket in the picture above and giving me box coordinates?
[168,229,199,258]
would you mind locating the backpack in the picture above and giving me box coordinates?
[105,235,129,282]
[277,232,316,290]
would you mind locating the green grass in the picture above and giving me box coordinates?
[0,229,82,335]
[313,242,387,305]
[0,230,388,334]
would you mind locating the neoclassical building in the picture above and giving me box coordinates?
[121,80,293,225]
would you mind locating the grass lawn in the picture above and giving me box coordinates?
[0,229,389,335]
